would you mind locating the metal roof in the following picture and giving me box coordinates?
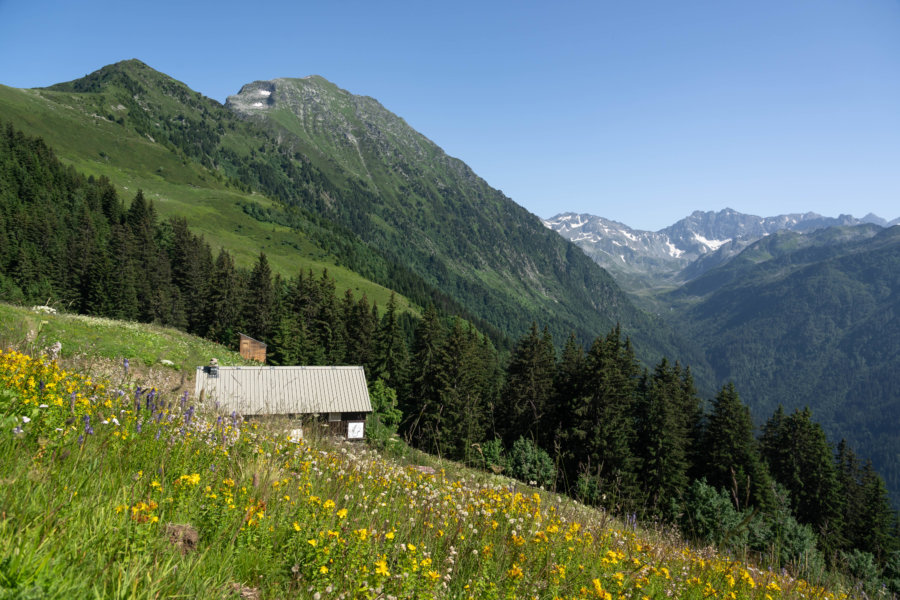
[194,366,372,416]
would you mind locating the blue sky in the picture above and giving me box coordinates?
[2,0,899,231]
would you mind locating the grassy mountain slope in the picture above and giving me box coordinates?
[667,224,900,500]
[0,303,249,372]
[0,68,405,312]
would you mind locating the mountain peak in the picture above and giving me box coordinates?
[43,59,173,94]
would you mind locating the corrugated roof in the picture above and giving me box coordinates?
[194,366,372,415]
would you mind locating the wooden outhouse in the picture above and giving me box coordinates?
[238,333,267,363]
[194,365,372,439]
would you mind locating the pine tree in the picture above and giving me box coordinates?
[205,249,244,346]
[405,305,449,451]
[499,323,556,447]
[242,252,275,342]
[372,292,409,390]
[564,326,641,506]
[700,382,773,511]
[633,359,694,516]
[167,217,213,336]
[760,406,842,550]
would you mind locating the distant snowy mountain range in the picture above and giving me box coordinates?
[544,208,900,290]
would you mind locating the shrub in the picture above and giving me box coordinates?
[479,438,507,473]
[747,485,823,573]
[508,436,556,489]
[365,379,401,449]
[839,549,882,596]
[675,479,749,551]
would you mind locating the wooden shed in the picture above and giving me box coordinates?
[194,365,372,439]
[239,333,267,363]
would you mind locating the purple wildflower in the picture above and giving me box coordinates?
[123,358,129,374]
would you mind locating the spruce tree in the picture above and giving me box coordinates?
[372,292,409,390]
[760,406,842,550]
[634,359,694,516]
[405,304,449,451]
[437,319,489,463]
[858,461,899,560]
[344,292,376,368]
[205,249,244,346]
[554,332,586,487]
[565,326,640,506]
[499,323,556,447]
[242,252,275,342]
[700,382,773,511]
[167,218,213,336]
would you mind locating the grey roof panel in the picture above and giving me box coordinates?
[194,366,372,415]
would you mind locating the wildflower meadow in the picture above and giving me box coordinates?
[0,348,852,599]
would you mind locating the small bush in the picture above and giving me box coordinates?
[479,438,507,473]
[508,436,556,489]
[747,485,823,574]
[675,479,749,551]
[840,549,882,596]
[366,379,401,449]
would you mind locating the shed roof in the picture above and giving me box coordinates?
[195,366,372,416]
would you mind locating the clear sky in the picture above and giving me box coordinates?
[2,0,899,231]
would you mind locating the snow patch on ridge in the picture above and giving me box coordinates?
[692,233,731,251]
[665,240,684,258]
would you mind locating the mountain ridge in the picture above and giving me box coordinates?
[544,208,892,291]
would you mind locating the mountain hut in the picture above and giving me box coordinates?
[194,365,372,440]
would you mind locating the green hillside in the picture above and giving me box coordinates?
[0,71,404,312]
[0,303,248,371]
[667,224,900,501]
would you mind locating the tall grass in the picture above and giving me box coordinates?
[0,346,854,599]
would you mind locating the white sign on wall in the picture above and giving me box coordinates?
[347,421,364,439]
